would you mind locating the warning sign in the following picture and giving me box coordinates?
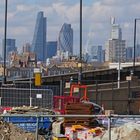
[35,73,41,86]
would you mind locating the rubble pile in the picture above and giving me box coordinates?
[6,106,54,115]
[94,122,140,140]
[0,121,45,140]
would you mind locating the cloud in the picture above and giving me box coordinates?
[0,0,140,53]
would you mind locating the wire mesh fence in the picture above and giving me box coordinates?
[1,114,140,140]
[0,87,53,108]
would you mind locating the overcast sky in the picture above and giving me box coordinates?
[0,0,140,55]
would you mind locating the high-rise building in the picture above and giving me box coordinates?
[57,23,73,55]
[105,39,126,62]
[126,47,133,61]
[105,18,126,62]
[2,39,17,60]
[22,43,31,53]
[46,41,57,58]
[89,45,103,62]
[136,44,140,58]
[97,45,103,62]
[102,50,105,62]
[32,11,46,62]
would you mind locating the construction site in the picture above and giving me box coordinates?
[0,75,140,140]
[1,0,140,139]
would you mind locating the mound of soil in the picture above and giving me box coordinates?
[0,121,45,140]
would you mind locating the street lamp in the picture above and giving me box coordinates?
[117,43,121,89]
[133,18,140,75]
[3,0,8,84]
[78,0,82,84]
[29,68,32,107]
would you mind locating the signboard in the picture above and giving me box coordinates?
[36,94,42,99]
[65,82,70,88]
[74,87,79,93]
[34,68,41,73]
[126,76,132,81]
[35,73,41,86]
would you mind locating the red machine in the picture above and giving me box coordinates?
[70,84,88,101]
[53,83,89,114]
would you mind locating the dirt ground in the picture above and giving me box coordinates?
[0,121,45,140]
[94,122,140,140]
[121,129,140,140]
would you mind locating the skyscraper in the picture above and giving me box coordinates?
[2,39,17,60]
[57,23,73,55]
[126,46,133,61]
[89,45,103,62]
[105,39,126,62]
[32,11,46,62]
[46,41,57,58]
[105,18,126,62]
[22,43,31,53]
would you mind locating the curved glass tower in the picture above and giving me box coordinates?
[58,23,73,55]
[32,11,46,62]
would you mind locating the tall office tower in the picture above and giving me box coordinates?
[136,44,140,58]
[105,18,126,62]
[102,50,105,62]
[89,45,103,62]
[22,43,31,53]
[105,39,126,62]
[2,39,17,60]
[126,47,133,61]
[90,45,98,61]
[46,41,57,58]
[57,23,73,55]
[111,18,122,40]
[32,11,46,62]
[97,45,103,62]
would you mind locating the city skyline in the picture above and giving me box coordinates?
[0,0,140,55]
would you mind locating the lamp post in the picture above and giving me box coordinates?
[78,0,82,84]
[29,68,32,107]
[133,18,140,75]
[117,44,121,89]
[3,0,8,84]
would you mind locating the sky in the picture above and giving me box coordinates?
[0,0,140,55]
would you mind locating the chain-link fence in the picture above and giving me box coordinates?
[0,87,53,108]
[2,114,140,140]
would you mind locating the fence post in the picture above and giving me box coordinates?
[95,80,98,104]
[29,78,32,107]
[111,80,114,110]
[60,79,63,96]
[0,97,2,106]
[108,115,111,140]
[128,80,131,114]
[36,116,39,140]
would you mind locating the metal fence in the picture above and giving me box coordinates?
[1,114,140,140]
[0,87,53,108]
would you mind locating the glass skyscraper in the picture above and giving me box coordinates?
[58,23,73,55]
[32,11,46,62]
[2,39,17,60]
[46,41,57,58]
